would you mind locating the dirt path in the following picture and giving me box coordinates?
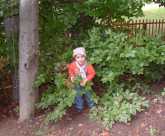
[1,81,165,136]
[0,95,165,136]
[110,101,165,136]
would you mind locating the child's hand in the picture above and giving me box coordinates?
[71,76,75,82]
[80,79,88,86]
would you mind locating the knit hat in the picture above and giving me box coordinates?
[73,47,86,57]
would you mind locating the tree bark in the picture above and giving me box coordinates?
[19,0,38,121]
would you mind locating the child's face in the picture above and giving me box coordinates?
[75,54,86,65]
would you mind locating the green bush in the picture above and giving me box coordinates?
[37,73,97,123]
[37,27,165,125]
[90,86,149,128]
[82,28,165,127]
[83,28,165,86]
[36,0,165,126]
[37,73,76,122]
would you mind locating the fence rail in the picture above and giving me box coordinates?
[110,19,165,37]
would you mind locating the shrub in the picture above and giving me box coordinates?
[83,28,165,86]
[90,86,149,128]
[37,27,165,126]
[37,73,76,122]
[82,27,165,127]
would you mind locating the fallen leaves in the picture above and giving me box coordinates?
[99,129,111,136]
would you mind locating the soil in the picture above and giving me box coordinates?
[0,82,165,136]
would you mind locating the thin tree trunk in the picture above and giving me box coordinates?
[19,0,38,121]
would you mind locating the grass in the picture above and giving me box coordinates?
[138,6,165,37]
[131,5,165,20]
[140,3,165,19]
[142,8,165,19]
[129,5,165,38]
[130,2,165,20]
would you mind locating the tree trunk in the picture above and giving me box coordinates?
[19,0,38,121]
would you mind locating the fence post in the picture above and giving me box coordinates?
[143,22,147,30]
[142,19,146,35]
[111,19,165,38]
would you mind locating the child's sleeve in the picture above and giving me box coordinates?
[86,64,96,81]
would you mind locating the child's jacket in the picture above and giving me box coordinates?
[68,61,96,81]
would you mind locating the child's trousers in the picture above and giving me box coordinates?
[74,85,95,112]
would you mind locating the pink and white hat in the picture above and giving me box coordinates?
[73,47,86,57]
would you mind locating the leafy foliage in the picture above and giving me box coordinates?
[37,73,97,122]
[37,73,76,122]
[38,1,80,81]
[0,31,7,57]
[83,28,165,86]
[0,0,18,17]
[74,75,98,103]
[90,86,149,128]
[0,0,19,74]
[84,0,145,20]
[36,0,159,85]
[82,28,165,127]
[31,0,165,125]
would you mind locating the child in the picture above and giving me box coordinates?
[68,47,96,112]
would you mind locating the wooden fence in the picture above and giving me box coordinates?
[110,19,165,37]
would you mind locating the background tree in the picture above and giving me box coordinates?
[0,0,19,101]
[19,0,39,121]
[154,0,165,6]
